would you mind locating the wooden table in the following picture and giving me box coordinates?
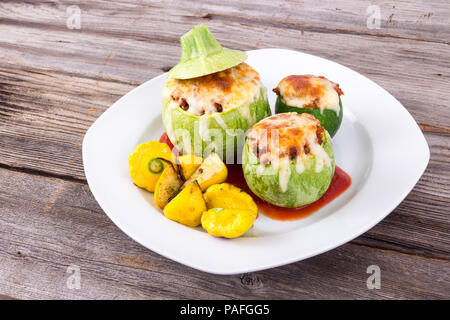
[0,0,448,300]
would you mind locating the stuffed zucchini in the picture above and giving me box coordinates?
[273,75,344,137]
[242,113,335,208]
[162,62,271,161]
[162,24,270,161]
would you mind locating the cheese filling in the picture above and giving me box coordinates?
[275,75,343,115]
[163,62,262,116]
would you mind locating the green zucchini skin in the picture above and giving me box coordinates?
[242,133,335,208]
[275,96,343,137]
[162,88,271,161]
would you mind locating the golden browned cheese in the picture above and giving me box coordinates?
[163,63,261,115]
[273,75,343,113]
[247,113,325,165]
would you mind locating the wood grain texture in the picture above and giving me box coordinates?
[0,168,448,300]
[1,0,449,43]
[0,0,449,299]
[0,66,134,180]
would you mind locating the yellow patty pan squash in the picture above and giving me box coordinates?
[164,182,206,227]
[177,154,203,180]
[154,163,183,209]
[201,183,257,238]
[203,183,257,214]
[201,208,257,238]
[128,141,173,192]
[182,153,227,191]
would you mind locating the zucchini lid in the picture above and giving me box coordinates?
[167,24,247,80]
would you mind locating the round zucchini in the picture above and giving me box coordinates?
[162,88,271,162]
[241,113,335,208]
[242,135,335,208]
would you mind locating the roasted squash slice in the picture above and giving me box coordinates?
[204,183,257,214]
[128,141,173,192]
[182,153,227,191]
[201,208,257,238]
[178,154,203,180]
[164,181,206,227]
[154,163,183,209]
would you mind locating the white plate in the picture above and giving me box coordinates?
[83,49,429,275]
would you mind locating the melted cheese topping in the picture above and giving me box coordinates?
[278,157,291,192]
[163,63,261,116]
[247,113,332,192]
[275,75,343,115]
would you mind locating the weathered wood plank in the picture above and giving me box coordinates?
[194,0,450,44]
[0,168,448,299]
[0,66,134,179]
[1,0,449,43]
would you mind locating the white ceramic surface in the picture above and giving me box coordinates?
[83,49,429,274]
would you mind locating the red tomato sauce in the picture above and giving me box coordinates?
[226,164,351,221]
[159,133,352,221]
[159,132,181,156]
[159,132,174,149]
